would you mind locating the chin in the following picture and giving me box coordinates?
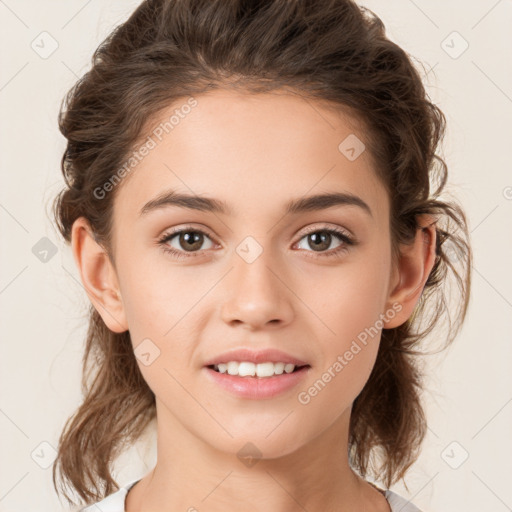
[204,423,311,461]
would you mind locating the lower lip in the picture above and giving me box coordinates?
[203,366,310,399]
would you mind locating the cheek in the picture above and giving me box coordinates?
[301,257,390,347]
[296,285,384,423]
[296,256,390,403]
[113,262,199,404]
[119,273,198,407]
[116,248,201,341]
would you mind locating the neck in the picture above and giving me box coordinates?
[126,400,389,512]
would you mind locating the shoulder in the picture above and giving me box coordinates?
[79,479,422,512]
[80,479,140,512]
[385,489,424,512]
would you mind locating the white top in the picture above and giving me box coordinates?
[80,477,423,512]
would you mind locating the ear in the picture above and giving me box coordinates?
[383,214,437,329]
[71,217,128,333]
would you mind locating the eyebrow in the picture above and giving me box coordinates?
[139,189,373,218]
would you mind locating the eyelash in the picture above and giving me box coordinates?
[156,224,356,261]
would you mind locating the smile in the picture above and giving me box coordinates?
[210,361,307,377]
[204,364,311,399]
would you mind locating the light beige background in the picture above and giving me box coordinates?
[0,1,511,510]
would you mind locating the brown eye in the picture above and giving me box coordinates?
[296,228,354,255]
[158,228,215,258]
[304,231,335,252]
[175,231,206,252]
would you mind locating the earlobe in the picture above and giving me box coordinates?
[383,215,437,329]
[71,217,128,333]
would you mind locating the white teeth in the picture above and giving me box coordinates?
[213,361,301,377]
[256,362,274,377]
[226,361,239,375]
[273,362,285,375]
[284,363,295,374]
[238,362,256,377]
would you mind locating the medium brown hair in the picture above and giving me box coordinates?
[51,0,472,505]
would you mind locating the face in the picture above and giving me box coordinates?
[103,88,400,458]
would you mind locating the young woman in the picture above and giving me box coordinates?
[51,0,472,510]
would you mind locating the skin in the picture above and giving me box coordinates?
[71,88,437,512]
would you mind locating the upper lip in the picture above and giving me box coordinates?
[203,348,309,367]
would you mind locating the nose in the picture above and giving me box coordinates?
[220,242,294,331]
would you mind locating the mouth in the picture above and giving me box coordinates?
[206,362,311,378]
[202,348,311,398]
[203,362,311,399]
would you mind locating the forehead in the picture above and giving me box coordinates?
[113,88,389,224]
